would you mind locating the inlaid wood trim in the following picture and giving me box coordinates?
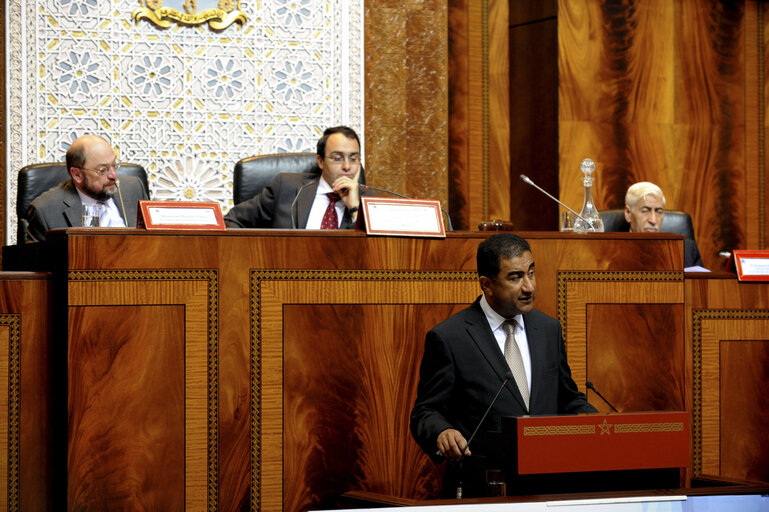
[249,269,477,509]
[690,309,769,476]
[68,270,219,511]
[0,315,20,512]
[556,270,684,332]
[756,2,767,249]
[482,0,490,220]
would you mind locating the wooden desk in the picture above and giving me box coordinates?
[4,230,689,510]
[0,272,52,512]
[685,273,769,484]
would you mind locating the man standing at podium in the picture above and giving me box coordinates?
[410,233,596,495]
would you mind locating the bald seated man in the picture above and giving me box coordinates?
[26,135,148,242]
[624,182,704,268]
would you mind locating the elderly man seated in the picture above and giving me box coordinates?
[624,181,703,268]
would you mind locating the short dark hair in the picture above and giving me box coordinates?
[316,126,360,157]
[65,140,87,174]
[477,233,531,279]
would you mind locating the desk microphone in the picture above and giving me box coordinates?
[456,371,513,499]
[290,181,314,229]
[585,380,619,413]
[115,179,127,224]
[519,174,595,232]
[359,184,454,231]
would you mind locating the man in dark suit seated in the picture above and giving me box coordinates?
[410,233,597,497]
[225,125,377,229]
[26,134,148,242]
[624,182,704,268]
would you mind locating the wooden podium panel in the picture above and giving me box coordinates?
[685,274,769,483]
[0,273,52,512]
[3,230,686,510]
[562,275,686,415]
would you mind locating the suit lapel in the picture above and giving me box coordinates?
[63,182,83,227]
[296,177,319,229]
[464,300,529,410]
[523,312,545,411]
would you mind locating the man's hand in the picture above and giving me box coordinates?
[331,168,361,211]
[437,428,469,461]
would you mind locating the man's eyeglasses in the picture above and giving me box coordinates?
[79,159,120,176]
[325,153,360,164]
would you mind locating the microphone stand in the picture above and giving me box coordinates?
[586,380,619,412]
[519,174,596,232]
[455,373,511,498]
[290,181,314,229]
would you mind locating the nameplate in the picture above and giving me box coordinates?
[361,197,446,238]
[733,250,769,281]
[138,200,226,231]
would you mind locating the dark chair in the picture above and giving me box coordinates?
[599,209,696,240]
[233,152,365,205]
[16,162,149,244]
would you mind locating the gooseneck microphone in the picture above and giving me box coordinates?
[519,174,595,232]
[115,179,127,224]
[359,184,454,231]
[456,371,513,499]
[290,181,315,229]
[585,380,619,413]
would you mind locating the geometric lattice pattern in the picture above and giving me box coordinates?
[5,0,363,243]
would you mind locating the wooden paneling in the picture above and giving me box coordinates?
[510,17,558,231]
[0,273,51,512]
[686,275,769,482]
[562,277,685,415]
[447,0,510,229]
[67,276,213,511]
[364,0,448,210]
[12,230,685,509]
[558,0,757,270]
[587,304,685,412]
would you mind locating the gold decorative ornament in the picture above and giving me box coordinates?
[133,0,247,30]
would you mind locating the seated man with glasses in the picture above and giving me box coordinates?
[26,134,149,242]
[225,125,377,229]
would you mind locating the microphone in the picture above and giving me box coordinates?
[290,181,314,229]
[585,380,619,413]
[115,178,128,225]
[519,174,595,232]
[359,184,454,231]
[456,371,513,499]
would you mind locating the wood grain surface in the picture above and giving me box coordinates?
[558,0,753,271]
[686,276,769,482]
[0,273,51,512]
[26,230,690,509]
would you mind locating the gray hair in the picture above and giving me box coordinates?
[625,182,666,209]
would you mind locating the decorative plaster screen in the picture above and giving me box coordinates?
[5,0,363,243]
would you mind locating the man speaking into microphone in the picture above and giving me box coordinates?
[410,233,596,497]
[224,126,378,229]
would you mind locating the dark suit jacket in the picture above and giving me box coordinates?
[26,177,148,242]
[684,238,704,268]
[410,297,596,461]
[224,172,373,229]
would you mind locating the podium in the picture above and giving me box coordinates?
[479,412,691,496]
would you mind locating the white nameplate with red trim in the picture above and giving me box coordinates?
[139,200,226,231]
[361,197,446,238]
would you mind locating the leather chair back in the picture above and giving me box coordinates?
[599,209,696,240]
[16,162,149,244]
[233,153,366,205]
